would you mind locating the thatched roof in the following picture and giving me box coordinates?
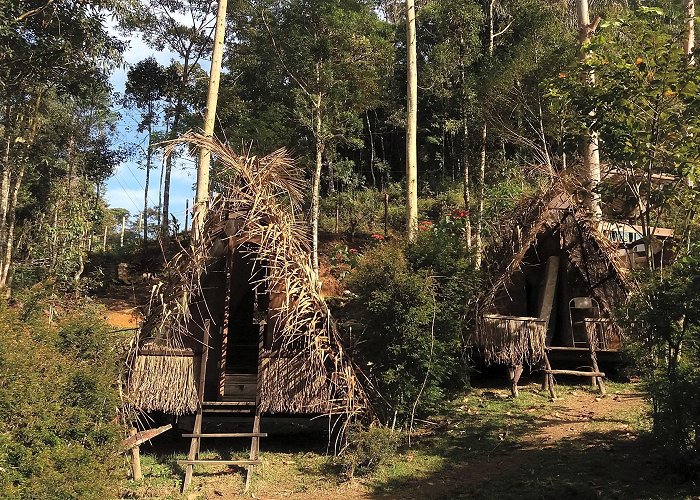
[484,184,631,313]
[474,183,631,366]
[126,133,368,418]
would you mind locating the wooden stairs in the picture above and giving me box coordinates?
[178,321,265,493]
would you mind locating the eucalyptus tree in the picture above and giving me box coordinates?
[123,57,176,246]
[121,0,215,239]
[405,0,418,240]
[230,0,394,275]
[0,0,123,293]
[553,6,700,265]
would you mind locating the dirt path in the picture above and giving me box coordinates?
[528,388,645,446]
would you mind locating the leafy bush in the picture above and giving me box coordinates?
[0,298,123,498]
[623,246,700,469]
[343,220,480,423]
[336,424,400,478]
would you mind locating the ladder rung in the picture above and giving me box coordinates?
[182,433,267,438]
[202,408,255,414]
[177,459,261,466]
[202,401,256,406]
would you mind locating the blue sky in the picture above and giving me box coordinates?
[105,24,198,229]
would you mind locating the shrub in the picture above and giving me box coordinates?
[0,299,123,498]
[336,424,400,478]
[343,226,480,423]
[623,246,700,468]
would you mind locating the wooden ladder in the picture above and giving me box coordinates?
[179,321,265,493]
[542,329,606,399]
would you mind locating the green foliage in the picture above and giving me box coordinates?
[344,218,480,422]
[0,298,123,498]
[336,424,401,478]
[551,5,700,248]
[623,245,700,467]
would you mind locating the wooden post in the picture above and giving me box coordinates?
[120,215,126,247]
[129,428,142,481]
[543,351,556,399]
[587,327,606,396]
[182,320,210,493]
[509,364,523,398]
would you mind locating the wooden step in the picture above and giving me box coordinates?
[182,433,267,438]
[177,459,261,466]
[202,401,256,406]
[202,408,256,414]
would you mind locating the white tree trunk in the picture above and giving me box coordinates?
[475,122,486,267]
[685,0,695,60]
[405,0,418,240]
[310,100,324,277]
[193,0,228,241]
[576,0,602,221]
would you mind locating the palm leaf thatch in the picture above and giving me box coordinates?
[126,133,368,418]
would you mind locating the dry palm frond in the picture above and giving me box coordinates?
[126,132,368,420]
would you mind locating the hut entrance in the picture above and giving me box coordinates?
[221,245,268,401]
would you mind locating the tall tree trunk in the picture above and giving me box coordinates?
[462,116,472,250]
[143,120,152,248]
[366,111,376,189]
[475,122,486,267]
[193,0,228,240]
[0,165,25,290]
[0,104,15,268]
[405,0,418,240]
[161,102,181,242]
[576,0,602,221]
[475,0,495,266]
[311,99,324,277]
[685,0,695,62]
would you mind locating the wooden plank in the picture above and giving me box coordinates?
[182,433,267,438]
[538,255,560,322]
[202,401,256,406]
[178,460,261,466]
[202,408,256,414]
[544,369,605,377]
[122,424,172,450]
[483,314,544,322]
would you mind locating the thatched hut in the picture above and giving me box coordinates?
[126,134,367,419]
[474,185,630,392]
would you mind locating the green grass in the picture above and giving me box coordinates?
[121,383,698,499]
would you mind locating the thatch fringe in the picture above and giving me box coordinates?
[126,133,368,418]
[127,350,199,415]
[478,315,547,366]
